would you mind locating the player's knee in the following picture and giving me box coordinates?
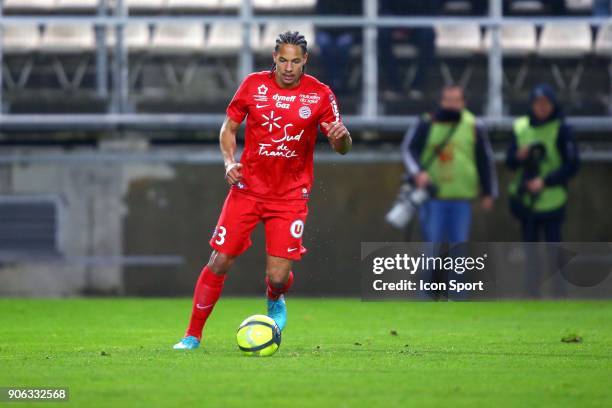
[207,250,235,275]
[268,277,287,288]
[266,269,290,287]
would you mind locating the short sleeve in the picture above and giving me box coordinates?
[318,87,342,137]
[226,77,250,124]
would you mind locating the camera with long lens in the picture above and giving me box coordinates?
[519,142,546,194]
[385,182,437,229]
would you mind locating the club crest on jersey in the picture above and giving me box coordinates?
[290,220,304,238]
[299,106,312,119]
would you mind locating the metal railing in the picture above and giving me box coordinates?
[0,0,610,132]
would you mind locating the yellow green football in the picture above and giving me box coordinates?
[236,314,281,357]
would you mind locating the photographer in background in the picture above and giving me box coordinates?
[401,85,497,242]
[506,84,580,242]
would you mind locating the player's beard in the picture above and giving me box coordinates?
[277,70,302,87]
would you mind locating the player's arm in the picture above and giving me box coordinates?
[319,87,351,155]
[322,121,352,155]
[220,116,243,185]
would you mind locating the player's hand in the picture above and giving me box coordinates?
[321,121,349,141]
[414,171,430,189]
[225,162,243,185]
[480,195,494,211]
[526,177,544,193]
[516,147,530,161]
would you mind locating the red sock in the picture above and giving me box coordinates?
[266,271,294,300]
[185,266,226,340]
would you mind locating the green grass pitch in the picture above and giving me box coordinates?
[1,298,611,407]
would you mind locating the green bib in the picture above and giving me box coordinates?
[508,116,567,212]
[420,110,479,199]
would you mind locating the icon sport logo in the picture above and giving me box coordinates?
[290,220,304,238]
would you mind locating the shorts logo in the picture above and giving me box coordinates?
[299,106,311,119]
[290,220,304,238]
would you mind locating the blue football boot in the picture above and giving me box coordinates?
[267,295,287,331]
[172,335,200,350]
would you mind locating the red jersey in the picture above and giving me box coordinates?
[226,71,341,202]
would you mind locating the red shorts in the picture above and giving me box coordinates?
[209,190,308,260]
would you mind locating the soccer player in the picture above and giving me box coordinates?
[173,31,352,350]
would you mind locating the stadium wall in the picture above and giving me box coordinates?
[0,150,611,297]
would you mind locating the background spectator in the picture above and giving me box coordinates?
[379,0,438,99]
[402,85,497,243]
[506,84,580,242]
[315,1,362,95]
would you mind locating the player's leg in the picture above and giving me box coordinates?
[265,255,294,331]
[174,251,234,350]
[174,191,259,350]
[262,200,307,331]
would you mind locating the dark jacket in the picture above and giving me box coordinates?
[505,84,580,219]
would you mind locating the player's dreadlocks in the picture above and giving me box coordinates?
[270,31,308,74]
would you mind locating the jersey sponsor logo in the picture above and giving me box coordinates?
[255,103,269,109]
[290,220,304,238]
[299,92,320,105]
[298,106,311,119]
[272,93,296,110]
[254,84,269,102]
[329,94,340,122]
[258,142,298,159]
[271,123,304,143]
[287,247,299,253]
[261,110,282,132]
[273,94,296,102]
[258,123,304,159]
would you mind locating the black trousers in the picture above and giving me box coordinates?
[520,215,563,242]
